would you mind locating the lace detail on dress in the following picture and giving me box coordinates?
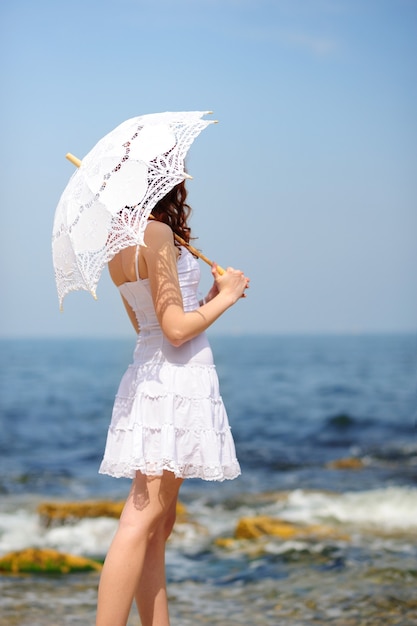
[99,459,241,481]
[98,214,240,483]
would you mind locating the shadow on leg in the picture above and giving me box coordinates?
[96,471,182,626]
[134,494,179,626]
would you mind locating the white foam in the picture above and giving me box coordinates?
[46,517,117,557]
[1,486,416,559]
[0,509,117,558]
[0,510,40,553]
[270,486,417,531]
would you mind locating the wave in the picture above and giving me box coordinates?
[265,486,417,531]
[1,486,416,563]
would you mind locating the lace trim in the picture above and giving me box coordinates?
[107,422,233,436]
[126,362,217,374]
[99,459,241,482]
[115,391,224,403]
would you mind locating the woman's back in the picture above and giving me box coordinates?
[118,247,214,366]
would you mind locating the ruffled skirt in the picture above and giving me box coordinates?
[99,335,241,482]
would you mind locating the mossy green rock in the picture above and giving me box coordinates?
[0,548,102,574]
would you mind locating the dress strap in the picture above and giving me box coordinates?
[134,245,140,281]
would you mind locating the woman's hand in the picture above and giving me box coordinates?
[211,264,249,305]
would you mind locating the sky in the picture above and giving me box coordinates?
[1,0,416,337]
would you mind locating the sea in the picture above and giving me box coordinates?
[0,333,416,625]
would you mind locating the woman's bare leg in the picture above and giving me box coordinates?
[134,496,178,625]
[95,471,182,626]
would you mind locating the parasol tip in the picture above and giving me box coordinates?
[206,111,218,123]
[66,153,82,168]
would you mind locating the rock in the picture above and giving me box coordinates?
[0,548,102,574]
[218,516,350,546]
[37,501,124,526]
[326,413,355,428]
[37,500,188,527]
[236,516,299,540]
[326,457,364,470]
[215,537,238,549]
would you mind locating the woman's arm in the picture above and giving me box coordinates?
[199,279,220,306]
[142,221,249,347]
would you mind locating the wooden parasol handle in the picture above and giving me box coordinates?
[65,153,225,275]
[66,153,82,168]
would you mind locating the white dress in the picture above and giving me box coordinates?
[99,245,241,481]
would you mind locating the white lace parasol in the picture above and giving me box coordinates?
[52,111,215,310]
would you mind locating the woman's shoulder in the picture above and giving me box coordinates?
[143,219,177,256]
[144,219,173,242]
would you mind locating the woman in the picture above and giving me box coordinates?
[96,181,249,626]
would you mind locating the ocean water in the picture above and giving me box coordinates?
[0,334,416,625]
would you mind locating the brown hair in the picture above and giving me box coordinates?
[151,181,192,245]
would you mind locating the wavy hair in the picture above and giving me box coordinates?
[150,181,192,246]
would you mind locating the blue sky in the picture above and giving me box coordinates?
[1,0,416,337]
